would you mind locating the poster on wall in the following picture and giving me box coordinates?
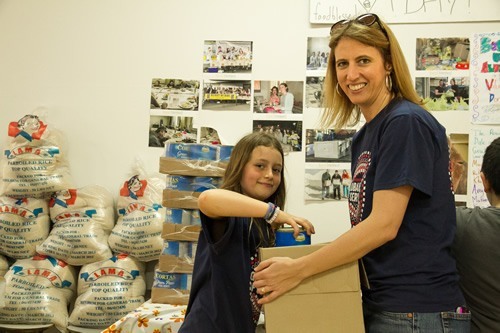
[253,80,304,114]
[150,79,200,111]
[202,79,251,111]
[203,40,253,74]
[470,32,500,124]
[305,76,325,109]
[148,115,197,148]
[252,120,303,153]
[470,127,499,207]
[303,128,354,201]
[415,76,470,111]
[306,37,329,75]
[309,0,500,24]
[414,37,471,112]
[304,128,354,163]
[305,166,351,201]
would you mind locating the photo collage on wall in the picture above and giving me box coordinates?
[304,36,354,202]
[148,39,305,154]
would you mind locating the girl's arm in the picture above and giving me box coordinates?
[198,189,315,236]
[253,185,412,304]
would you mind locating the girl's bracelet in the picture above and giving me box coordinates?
[263,202,276,221]
[266,206,280,224]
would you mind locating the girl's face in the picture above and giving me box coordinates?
[334,37,390,117]
[240,146,282,201]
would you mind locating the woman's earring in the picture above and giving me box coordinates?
[385,74,393,92]
[336,83,341,95]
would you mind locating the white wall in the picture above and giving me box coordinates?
[0,0,499,244]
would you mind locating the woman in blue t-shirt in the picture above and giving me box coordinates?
[254,13,470,332]
[179,132,314,333]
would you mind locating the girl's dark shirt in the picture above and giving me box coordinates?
[179,213,268,333]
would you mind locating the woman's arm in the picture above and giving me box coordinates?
[253,185,412,304]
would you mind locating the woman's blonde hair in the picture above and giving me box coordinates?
[321,15,424,129]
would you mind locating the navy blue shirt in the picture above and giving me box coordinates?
[179,214,270,333]
[349,98,465,312]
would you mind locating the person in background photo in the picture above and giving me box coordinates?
[452,136,500,333]
[434,78,446,99]
[321,169,331,200]
[341,169,351,198]
[178,132,314,333]
[276,83,294,113]
[148,126,166,147]
[254,13,470,332]
[331,170,342,200]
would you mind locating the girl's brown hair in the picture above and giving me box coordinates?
[221,132,285,246]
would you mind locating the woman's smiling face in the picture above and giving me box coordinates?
[334,37,391,119]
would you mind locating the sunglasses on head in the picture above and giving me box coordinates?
[330,13,388,38]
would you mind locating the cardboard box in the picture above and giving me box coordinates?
[159,157,227,177]
[163,189,200,209]
[162,222,201,241]
[151,287,190,305]
[259,244,364,333]
[151,270,192,305]
[158,253,194,273]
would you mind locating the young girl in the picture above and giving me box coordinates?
[179,132,314,333]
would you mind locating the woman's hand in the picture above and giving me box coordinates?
[272,211,315,239]
[253,257,305,304]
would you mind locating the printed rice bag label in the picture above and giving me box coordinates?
[69,254,146,328]
[0,255,76,332]
[0,197,50,259]
[0,115,74,198]
[109,175,165,262]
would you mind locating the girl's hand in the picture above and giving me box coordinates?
[272,211,315,239]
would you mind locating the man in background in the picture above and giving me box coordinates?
[321,170,331,200]
[452,137,500,333]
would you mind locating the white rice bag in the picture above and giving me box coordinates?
[0,255,76,332]
[108,162,165,262]
[0,255,9,276]
[0,113,75,198]
[36,186,115,266]
[68,253,146,328]
[0,196,50,259]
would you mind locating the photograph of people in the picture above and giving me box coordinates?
[253,120,302,153]
[306,37,329,71]
[148,115,196,148]
[150,79,200,111]
[415,76,470,111]
[202,79,251,111]
[203,40,253,74]
[303,166,351,201]
[253,80,304,114]
[254,13,470,332]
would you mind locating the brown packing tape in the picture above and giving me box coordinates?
[158,254,194,273]
[162,189,200,209]
[162,222,201,241]
[151,287,190,305]
[159,157,227,177]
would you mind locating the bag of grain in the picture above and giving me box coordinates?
[68,253,146,328]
